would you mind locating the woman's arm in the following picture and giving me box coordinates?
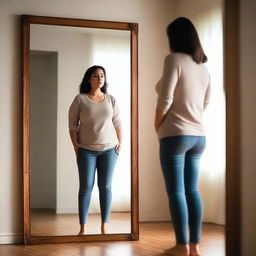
[69,129,79,155]
[68,95,80,155]
[204,76,211,110]
[115,127,122,153]
[155,109,167,131]
[155,55,180,132]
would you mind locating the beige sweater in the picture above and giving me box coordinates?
[156,53,211,139]
[69,93,121,151]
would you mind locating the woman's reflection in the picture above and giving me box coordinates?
[68,65,122,235]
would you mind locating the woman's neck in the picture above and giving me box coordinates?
[88,88,103,96]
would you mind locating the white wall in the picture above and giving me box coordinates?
[30,52,57,209]
[0,0,173,244]
[172,0,223,16]
[240,0,256,255]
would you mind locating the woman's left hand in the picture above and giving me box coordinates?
[115,142,122,154]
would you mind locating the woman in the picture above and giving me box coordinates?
[69,65,122,235]
[155,18,211,256]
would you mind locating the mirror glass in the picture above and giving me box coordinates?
[29,24,131,236]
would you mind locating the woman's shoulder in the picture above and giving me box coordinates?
[74,94,82,100]
[164,53,183,67]
[164,54,183,75]
[105,94,118,105]
[105,93,116,100]
[172,52,193,62]
[72,93,84,103]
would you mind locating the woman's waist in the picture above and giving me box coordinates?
[157,117,205,139]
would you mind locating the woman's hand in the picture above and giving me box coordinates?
[74,144,79,156]
[155,109,167,132]
[114,127,122,154]
[69,130,79,156]
[115,142,122,154]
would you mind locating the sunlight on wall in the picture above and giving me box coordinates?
[194,5,226,224]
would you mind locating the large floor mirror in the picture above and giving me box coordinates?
[22,15,138,244]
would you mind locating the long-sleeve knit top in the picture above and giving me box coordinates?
[68,93,121,151]
[155,53,211,139]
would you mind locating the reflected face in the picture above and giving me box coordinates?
[90,69,105,90]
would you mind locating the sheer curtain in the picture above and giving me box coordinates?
[194,5,226,224]
[85,32,131,213]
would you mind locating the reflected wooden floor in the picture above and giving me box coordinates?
[0,222,224,256]
[31,209,131,235]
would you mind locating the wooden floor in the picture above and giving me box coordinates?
[31,210,131,235]
[0,222,224,256]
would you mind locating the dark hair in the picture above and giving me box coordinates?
[79,65,108,94]
[167,17,207,63]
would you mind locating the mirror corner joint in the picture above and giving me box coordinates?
[129,23,139,34]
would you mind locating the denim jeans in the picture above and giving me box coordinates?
[159,135,206,244]
[77,147,118,224]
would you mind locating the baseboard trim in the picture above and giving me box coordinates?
[0,233,23,244]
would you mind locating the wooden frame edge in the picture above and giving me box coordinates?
[29,234,133,245]
[22,15,31,245]
[131,25,139,240]
[22,14,133,30]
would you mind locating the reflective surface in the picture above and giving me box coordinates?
[29,23,131,236]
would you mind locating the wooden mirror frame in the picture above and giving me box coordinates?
[22,15,139,245]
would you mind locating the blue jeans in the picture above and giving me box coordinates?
[159,136,206,244]
[77,147,118,224]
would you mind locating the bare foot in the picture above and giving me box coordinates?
[164,244,190,256]
[189,243,201,256]
[101,223,107,234]
[78,224,87,235]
